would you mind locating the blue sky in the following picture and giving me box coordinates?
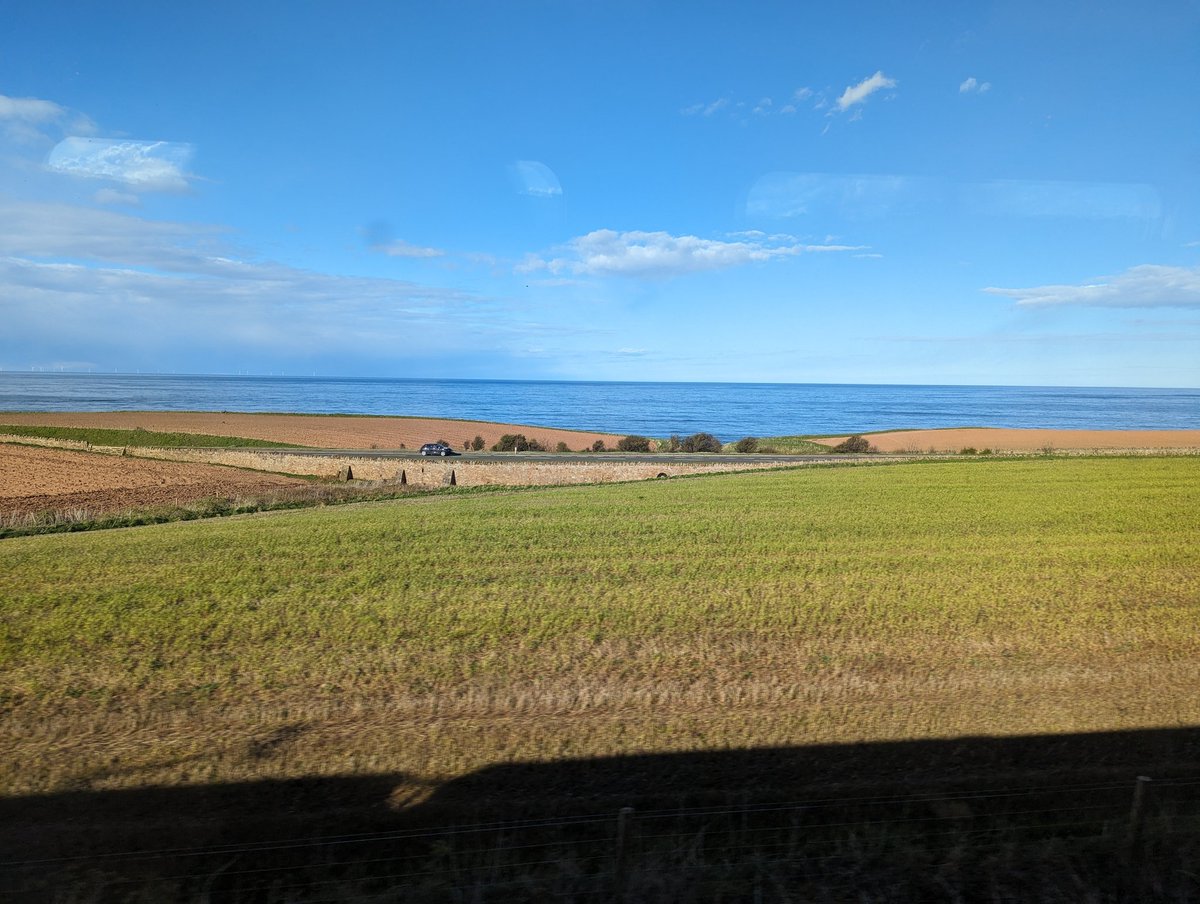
[2,1,1198,386]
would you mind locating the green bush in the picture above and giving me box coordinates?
[960,447,978,455]
[681,432,722,453]
[734,436,759,454]
[591,439,607,453]
[555,441,570,453]
[617,435,653,453]
[492,433,528,452]
[661,435,682,453]
[471,435,485,451]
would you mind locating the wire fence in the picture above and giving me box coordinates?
[4,775,1199,902]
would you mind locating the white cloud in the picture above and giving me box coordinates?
[0,94,64,123]
[47,137,193,192]
[370,239,444,258]
[517,229,865,279]
[752,97,773,115]
[959,77,992,94]
[836,71,897,111]
[985,265,1200,308]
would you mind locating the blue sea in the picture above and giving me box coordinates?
[1,374,1197,441]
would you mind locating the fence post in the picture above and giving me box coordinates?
[1128,775,1152,848]
[615,806,634,899]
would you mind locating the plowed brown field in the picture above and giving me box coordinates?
[0,411,625,452]
[0,445,306,518]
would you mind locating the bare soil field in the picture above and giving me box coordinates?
[824,427,1200,453]
[0,411,626,452]
[0,445,307,518]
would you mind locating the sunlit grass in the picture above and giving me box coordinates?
[2,456,1197,794]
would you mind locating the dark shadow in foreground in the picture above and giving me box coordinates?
[3,726,1199,902]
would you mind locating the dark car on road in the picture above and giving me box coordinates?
[419,442,457,456]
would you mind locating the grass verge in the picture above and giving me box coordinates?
[0,423,302,448]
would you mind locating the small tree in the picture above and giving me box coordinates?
[491,433,529,452]
[617,435,652,453]
[591,439,607,453]
[526,437,546,452]
[734,436,759,454]
[555,441,571,453]
[832,434,871,453]
[681,432,722,453]
[471,435,485,451]
[661,435,682,453]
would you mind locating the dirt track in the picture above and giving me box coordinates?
[0,445,306,518]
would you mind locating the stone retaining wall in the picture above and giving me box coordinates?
[0,434,91,451]
[118,447,798,487]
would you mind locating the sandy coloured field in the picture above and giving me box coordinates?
[0,445,307,518]
[824,427,1200,453]
[0,411,626,453]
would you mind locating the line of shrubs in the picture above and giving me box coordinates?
[481,432,788,454]
[479,432,887,455]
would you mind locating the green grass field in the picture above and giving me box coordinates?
[0,423,301,448]
[2,456,1198,797]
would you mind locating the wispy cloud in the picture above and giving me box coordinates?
[964,179,1161,220]
[985,265,1200,308]
[685,87,818,120]
[681,98,730,117]
[0,94,64,123]
[835,71,896,112]
[509,160,562,197]
[517,229,864,279]
[958,77,991,94]
[746,172,924,220]
[0,199,227,272]
[0,199,517,366]
[369,239,445,258]
[94,188,141,206]
[0,92,74,145]
[747,172,1162,224]
[47,137,194,192]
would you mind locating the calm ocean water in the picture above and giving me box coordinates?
[1,374,1197,440]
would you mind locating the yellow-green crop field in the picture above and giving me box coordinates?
[2,456,1198,797]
